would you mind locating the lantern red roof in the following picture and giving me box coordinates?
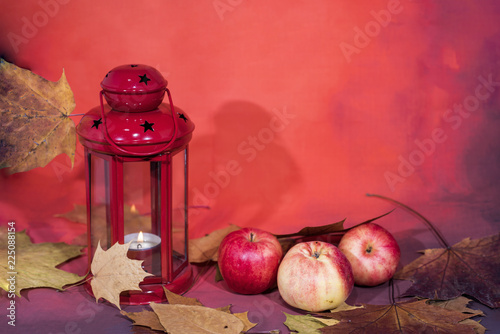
[76,64,194,156]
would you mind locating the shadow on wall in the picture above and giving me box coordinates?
[188,100,301,234]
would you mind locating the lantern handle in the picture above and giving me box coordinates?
[98,89,179,156]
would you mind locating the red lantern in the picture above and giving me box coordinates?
[76,64,195,305]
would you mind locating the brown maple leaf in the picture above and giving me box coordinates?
[273,210,394,239]
[120,310,166,332]
[163,286,203,306]
[150,303,244,334]
[318,299,480,334]
[367,194,500,309]
[395,233,500,308]
[0,58,76,174]
[430,297,486,334]
[273,219,346,239]
[90,241,153,309]
[188,224,240,263]
[0,230,84,295]
[121,288,257,333]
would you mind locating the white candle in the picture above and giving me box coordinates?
[124,231,161,274]
[125,231,161,250]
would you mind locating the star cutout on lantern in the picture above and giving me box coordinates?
[140,120,154,132]
[178,113,188,122]
[138,74,151,85]
[91,118,103,129]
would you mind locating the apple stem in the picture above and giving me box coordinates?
[366,194,450,249]
[250,232,255,242]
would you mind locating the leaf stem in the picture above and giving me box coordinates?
[61,271,93,290]
[389,278,396,304]
[366,194,450,249]
[344,209,396,232]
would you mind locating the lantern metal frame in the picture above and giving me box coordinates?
[82,147,193,304]
[76,64,195,305]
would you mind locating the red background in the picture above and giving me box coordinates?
[1,0,499,332]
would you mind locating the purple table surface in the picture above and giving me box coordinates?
[1,250,499,334]
[1,200,500,333]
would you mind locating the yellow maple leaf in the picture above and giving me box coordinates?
[0,230,84,295]
[0,58,76,174]
[90,241,153,309]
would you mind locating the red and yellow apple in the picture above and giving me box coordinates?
[277,241,354,312]
[338,222,400,286]
[218,227,283,294]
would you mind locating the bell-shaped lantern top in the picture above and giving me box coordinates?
[76,64,194,157]
[101,64,168,112]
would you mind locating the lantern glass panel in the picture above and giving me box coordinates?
[89,153,110,251]
[123,161,151,218]
[172,148,188,271]
[123,161,161,276]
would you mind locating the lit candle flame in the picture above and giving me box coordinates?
[131,204,137,213]
[137,231,144,243]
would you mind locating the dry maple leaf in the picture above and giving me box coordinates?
[395,233,500,308]
[150,303,244,334]
[430,297,486,334]
[90,241,153,309]
[273,210,393,239]
[120,310,166,332]
[0,58,76,174]
[164,287,256,331]
[282,303,362,333]
[189,224,241,263]
[318,298,482,334]
[283,313,338,334]
[163,286,203,306]
[122,308,256,333]
[273,219,346,239]
[0,230,84,295]
[367,194,500,309]
[233,312,258,332]
[122,288,256,333]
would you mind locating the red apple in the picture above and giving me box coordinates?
[218,227,283,294]
[277,241,354,312]
[338,222,401,286]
